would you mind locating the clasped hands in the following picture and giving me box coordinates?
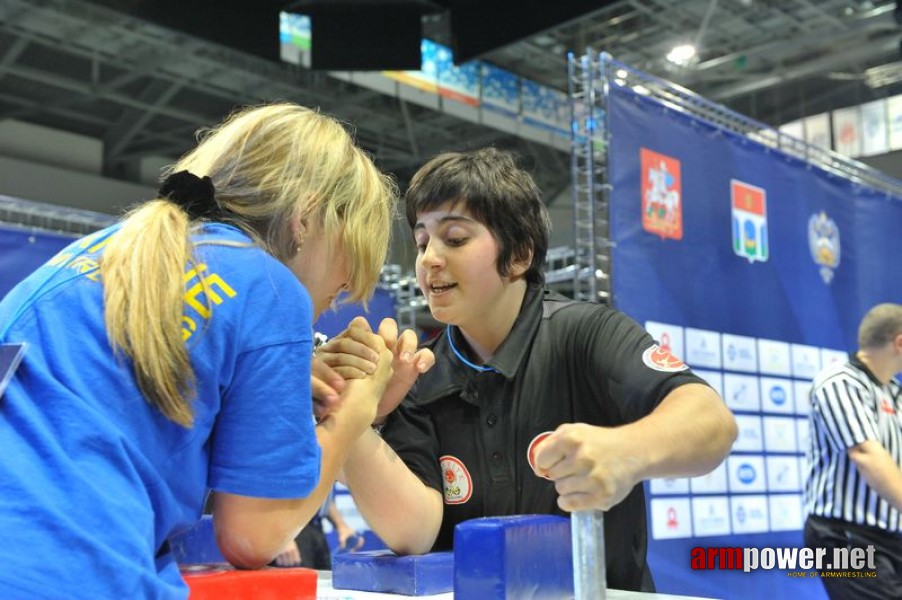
[310,316,435,424]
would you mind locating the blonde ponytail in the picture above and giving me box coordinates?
[101,200,197,427]
[99,102,396,428]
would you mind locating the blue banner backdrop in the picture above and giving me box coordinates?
[0,224,397,334]
[608,83,902,599]
[0,225,74,299]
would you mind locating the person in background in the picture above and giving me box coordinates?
[0,103,397,598]
[272,490,365,569]
[804,303,902,600]
[321,147,738,592]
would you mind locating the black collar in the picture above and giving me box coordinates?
[444,284,545,379]
[849,351,898,389]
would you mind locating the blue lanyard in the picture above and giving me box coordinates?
[446,325,498,373]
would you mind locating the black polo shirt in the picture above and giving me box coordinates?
[381,286,708,592]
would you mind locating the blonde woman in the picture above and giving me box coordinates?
[0,103,396,598]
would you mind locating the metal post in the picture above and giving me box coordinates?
[571,510,606,599]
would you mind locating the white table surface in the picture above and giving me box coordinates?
[315,571,716,600]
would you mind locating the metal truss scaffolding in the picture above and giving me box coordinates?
[567,51,902,308]
[567,51,611,304]
[378,264,426,332]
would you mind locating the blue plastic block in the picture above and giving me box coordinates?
[454,515,573,600]
[170,515,227,564]
[332,550,454,596]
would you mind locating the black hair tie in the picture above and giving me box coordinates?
[158,171,223,221]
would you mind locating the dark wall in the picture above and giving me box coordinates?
[860,149,902,182]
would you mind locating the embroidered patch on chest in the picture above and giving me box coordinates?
[642,344,688,372]
[439,455,473,504]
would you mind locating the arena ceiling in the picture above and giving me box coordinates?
[1,0,899,201]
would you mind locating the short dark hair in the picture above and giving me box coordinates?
[404,148,551,285]
[858,303,902,349]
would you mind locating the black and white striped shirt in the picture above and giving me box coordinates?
[804,354,902,532]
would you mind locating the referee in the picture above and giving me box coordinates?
[804,303,902,600]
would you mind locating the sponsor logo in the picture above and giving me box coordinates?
[692,498,730,535]
[723,335,757,372]
[773,463,791,484]
[642,344,689,372]
[685,329,721,368]
[737,464,757,484]
[641,148,683,240]
[439,455,472,504]
[731,179,768,263]
[838,124,856,147]
[527,431,554,480]
[769,386,787,405]
[808,210,840,284]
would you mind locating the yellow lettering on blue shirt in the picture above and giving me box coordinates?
[182,315,197,341]
[182,263,237,341]
[46,251,73,267]
[68,255,99,275]
[44,250,102,281]
[77,231,113,254]
[44,230,110,279]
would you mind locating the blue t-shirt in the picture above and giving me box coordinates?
[0,223,320,598]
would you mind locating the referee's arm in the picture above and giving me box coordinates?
[849,440,902,512]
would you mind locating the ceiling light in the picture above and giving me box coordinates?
[666,44,697,66]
